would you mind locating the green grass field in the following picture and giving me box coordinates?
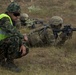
[0,0,76,75]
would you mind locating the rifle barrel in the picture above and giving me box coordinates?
[72,28,76,31]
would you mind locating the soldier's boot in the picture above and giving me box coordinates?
[5,59,21,73]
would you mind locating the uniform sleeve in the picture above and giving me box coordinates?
[0,17,24,39]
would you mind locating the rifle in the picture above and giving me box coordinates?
[29,24,50,34]
[29,24,76,39]
[30,19,44,29]
[53,25,76,39]
[34,19,44,25]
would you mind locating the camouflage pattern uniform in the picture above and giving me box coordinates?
[28,16,72,47]
[0,17,27,58]
[16,13,34,29]
[20,13,37,29]
[18,13,44,29]
[0,2,29,72]
[28,26,55,47]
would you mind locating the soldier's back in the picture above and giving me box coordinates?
[28,26,55,47]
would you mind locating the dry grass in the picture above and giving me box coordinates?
[1,47,76,75]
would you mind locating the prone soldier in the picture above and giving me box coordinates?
[16,13,43,29]
[27,16,73,47]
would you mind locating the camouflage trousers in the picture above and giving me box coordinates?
[0,36,27,61]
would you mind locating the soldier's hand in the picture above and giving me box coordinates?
[23,34,28,41]
[24,35,28,41]
[20,45,26,56]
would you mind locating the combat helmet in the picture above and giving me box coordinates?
[50,16,63,26]
[6,2,21,13]
[20,13,29,21]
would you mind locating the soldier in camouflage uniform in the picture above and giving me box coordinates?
[19,13,44,29]
[0,2,29,72]
[16,13,34,29]
[20,13,29,26]
[20,13,38,29]
[27,16,72,47]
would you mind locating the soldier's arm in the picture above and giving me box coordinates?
[0,17,24,39]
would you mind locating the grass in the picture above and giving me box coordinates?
[1,47,76,75]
